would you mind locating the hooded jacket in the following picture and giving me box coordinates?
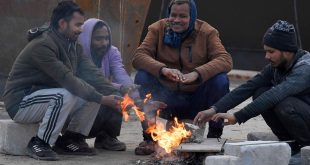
[3,28,119,118]
[79,18,138,99]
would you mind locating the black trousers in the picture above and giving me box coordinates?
[254,87,310,147]
[87,105,122,138]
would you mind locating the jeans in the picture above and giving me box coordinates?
[134,70,229,140]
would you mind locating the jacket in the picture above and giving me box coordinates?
[3,28,119,118]
[214,50,310,123]
[132,19,232,92]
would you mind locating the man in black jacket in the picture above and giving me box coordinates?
[194,20,310,155]
[3,1,122,161]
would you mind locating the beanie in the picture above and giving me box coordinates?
[263,20,298,52]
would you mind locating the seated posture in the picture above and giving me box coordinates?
[78,18,140,151]
[132,0,232,155]
[195,20,310,157]
[3,1,121,161]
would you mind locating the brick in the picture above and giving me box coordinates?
[0,120,38,155]
[224,141,291,165]
[205,155,239,165]
[301,146,310,165]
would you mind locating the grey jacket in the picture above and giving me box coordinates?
[3,28,119,118]
[214,49,310,123]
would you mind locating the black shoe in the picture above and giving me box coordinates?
[26,136,59,161]
[207,127,223,138]
[95,133,126,151]
[53,134,96,156]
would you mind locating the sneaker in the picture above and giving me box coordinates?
[53,135,96,156]
[94,134,126,151]
[134,140,156,155]
[26,136,59,161]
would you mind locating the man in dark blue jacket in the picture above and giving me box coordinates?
[194,20,310,155]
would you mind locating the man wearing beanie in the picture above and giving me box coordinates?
[194,20,310,162]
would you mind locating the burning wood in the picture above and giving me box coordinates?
[120,94,145,122]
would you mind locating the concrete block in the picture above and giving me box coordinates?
[301,146,310,165]
[0,119,39,155]
[205,155,239,165]
[224,141,291,165]
[247,132,279,141]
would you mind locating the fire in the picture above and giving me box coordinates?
[146,117,191,153]
[120,94,145,121]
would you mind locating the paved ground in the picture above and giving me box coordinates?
[0,77,272,165]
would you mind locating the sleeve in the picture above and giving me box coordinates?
[195,29,233,81]
[214,65,273,113]
[132,23,166,77]
[31,42,103,103]
[234,62,310,124]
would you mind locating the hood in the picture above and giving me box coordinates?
[78,18,112,58]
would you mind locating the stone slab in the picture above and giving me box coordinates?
[205,155,239,165]
[0,119,39,155]
[301,146,310,165]
[177,138,226,153]
[247,132,279,141]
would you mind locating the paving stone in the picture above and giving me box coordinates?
[247,132,279,141]
[224,141,291,165]
[205,155,239,165]
[0,119,38,155]
[301,146,310,165]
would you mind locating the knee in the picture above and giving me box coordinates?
[205,73,229,92]
[274,97,296,117]
[134,70,157,86]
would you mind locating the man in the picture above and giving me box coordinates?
[132,0,232,155]
[3,1,122,161]
[194,20,310,157]
[78,18,140,151]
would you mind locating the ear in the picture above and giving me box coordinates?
[58,18,67,31]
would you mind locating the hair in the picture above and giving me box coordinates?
[50,1,84,29]
[93,21,107,32]
[169,0,190,8]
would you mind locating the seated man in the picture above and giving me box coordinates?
[132,0,232,155]
[194,20,310,160]
[78,18,140,151]
[3,1,122,161]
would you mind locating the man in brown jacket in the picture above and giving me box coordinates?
[132,0,232,155]
[3,1,122,161]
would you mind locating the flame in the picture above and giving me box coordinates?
[146,117,191,153]
[120,94,145,121]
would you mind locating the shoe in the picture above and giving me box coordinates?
[26,136,59,161]
[207,127,223,138]
[94,133,126,151]
[53,134,96,156]
[134,140,156,155]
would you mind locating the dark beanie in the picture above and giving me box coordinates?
[263,20,298,52]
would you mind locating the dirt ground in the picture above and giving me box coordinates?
[0,79,271,165]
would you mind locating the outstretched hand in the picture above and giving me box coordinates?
[101,95,123,110]
[193,108,216,128]
[212,113,237,125]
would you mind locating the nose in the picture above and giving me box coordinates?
[265,53,270,60]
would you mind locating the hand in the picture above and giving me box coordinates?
[101,95,123,109]
[212,113,237,125]
[181,71,199,84]
[120,84,140,95]
[161,68,184,82]
[193,108,216,127]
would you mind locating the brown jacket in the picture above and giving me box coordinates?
[132,19,233,92]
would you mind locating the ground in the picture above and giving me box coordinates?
[0,79,271,165]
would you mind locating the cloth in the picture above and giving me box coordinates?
[13,88,100,145]
[263,20,298,52]
[213,50,310,124]
[163,0,197,48]
[78,18,139,99]
[135,70,229,140]
[132,19,232,92]
[253,87,310,147]
[3,28,119,118]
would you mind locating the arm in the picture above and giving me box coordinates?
[132,24,166,77]
[195,29,233,82]
[234,63,310,124]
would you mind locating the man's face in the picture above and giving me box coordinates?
[61,12,84,41]
[264,45,287,68]
[168,3,190,33]
[91,26,110,55]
